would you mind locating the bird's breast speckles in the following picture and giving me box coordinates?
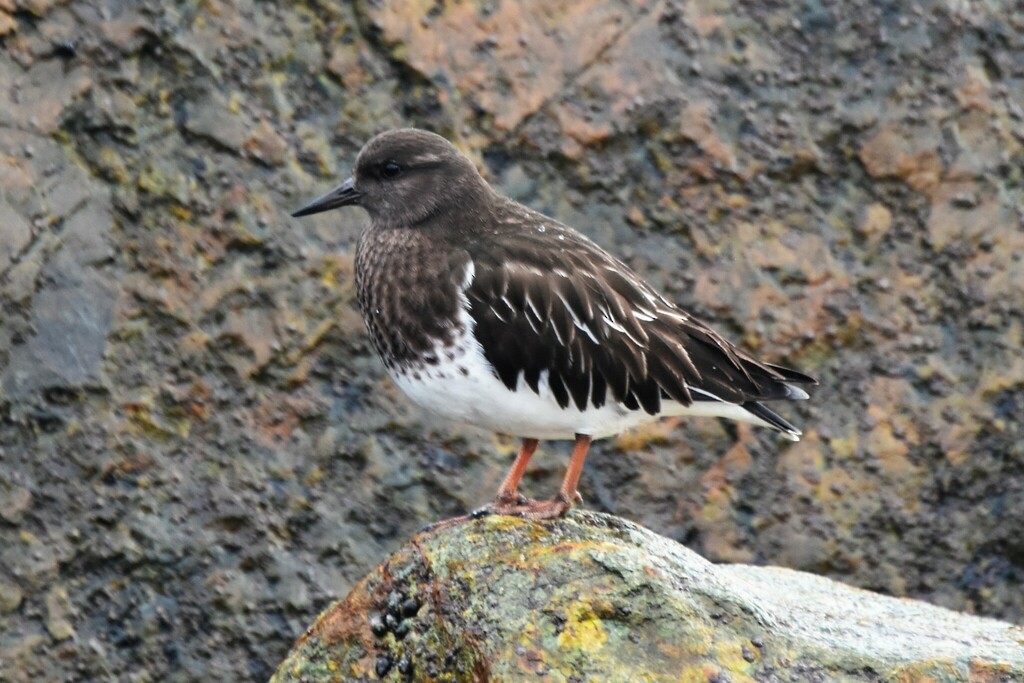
[355,228,466,368]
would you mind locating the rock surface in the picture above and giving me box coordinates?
[273,512,1024,682]
[1,0,1022,681]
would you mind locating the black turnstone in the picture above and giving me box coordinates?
[292,128,816,519]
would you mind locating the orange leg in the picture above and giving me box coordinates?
[489,433,592,520]
[420,434,594,530]
[556,434,592,507]
[493,438,539,506]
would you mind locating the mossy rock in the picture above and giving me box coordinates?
[273,512,1024,682]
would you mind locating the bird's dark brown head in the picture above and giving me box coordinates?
[291,128,491,227]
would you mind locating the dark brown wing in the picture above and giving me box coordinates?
[462,216,814,417]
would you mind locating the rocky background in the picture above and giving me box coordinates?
[1,1,1021,681]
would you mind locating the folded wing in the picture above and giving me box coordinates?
[461,220,815,425]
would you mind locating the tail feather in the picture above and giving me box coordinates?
[677,385,805,441]
[782,382,810,400]
[741,401,802,441]
[764,362,817,386]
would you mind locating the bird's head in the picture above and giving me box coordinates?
[291,128,491,227]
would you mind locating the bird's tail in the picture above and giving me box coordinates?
[741,401,802,441]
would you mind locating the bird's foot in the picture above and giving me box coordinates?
[491,491,528,508]
[420,493,576,533]
[418,516,465,533]
[484,493,574,520]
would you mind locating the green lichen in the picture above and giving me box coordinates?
[272,512,1024,682]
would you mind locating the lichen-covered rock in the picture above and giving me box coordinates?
[273,513,1024,682]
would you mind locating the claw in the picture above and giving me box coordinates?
[483,496,573,520]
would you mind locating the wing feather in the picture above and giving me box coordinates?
[460,214,814,420]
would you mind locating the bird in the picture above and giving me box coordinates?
[292,128,816,520]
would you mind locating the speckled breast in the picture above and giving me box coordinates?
[354,226,467,371]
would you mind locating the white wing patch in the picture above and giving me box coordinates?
[634,307,657,322]
[599,305,644,346]
[523,292,542,323]
[555,291,600,344]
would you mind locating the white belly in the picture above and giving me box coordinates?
[389,327,656,440]
[388,326,775,441]
[384,261,781,441]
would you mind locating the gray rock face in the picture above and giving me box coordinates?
[0,132,117,406]
[273,512,1024,682]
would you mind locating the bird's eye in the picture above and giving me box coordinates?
[381,161,403,179]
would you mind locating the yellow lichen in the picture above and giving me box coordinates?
[557,600,608,653]
[713,640,757,678]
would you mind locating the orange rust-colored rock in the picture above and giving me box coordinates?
[858,126,942,194]
[370,0,653,131]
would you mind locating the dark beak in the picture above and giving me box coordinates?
[291,177,360,217]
